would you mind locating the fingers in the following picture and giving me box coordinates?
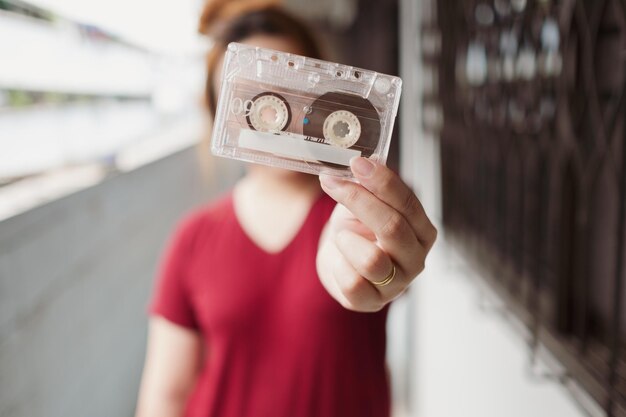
[319,175,421,277]
[317,226,382,312]
[336,230,405,300]
[336,230,393,281]
[329,238,384,311]
[317,158,437,311]
[350,157,438,250]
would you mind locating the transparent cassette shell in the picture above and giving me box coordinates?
[210,42,402,178]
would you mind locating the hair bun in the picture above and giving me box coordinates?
[199,0,283,35]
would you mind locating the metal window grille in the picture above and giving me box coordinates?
[423,0,626,415]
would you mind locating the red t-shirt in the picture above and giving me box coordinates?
[150,192,389,417]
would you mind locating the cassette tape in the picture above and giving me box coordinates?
[210,42,402,178]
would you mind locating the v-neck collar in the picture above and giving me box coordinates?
[230,192,325,256]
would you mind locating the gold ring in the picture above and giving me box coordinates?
[371,265,396,287]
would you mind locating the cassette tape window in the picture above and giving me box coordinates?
[137,5,436,417]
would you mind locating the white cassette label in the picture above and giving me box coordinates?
[239,130,361,166]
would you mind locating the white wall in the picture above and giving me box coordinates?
[410,240,591,417]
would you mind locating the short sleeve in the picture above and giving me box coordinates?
[149,213,204,330]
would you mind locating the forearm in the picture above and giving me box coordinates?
[135,388,190,417]
[135,318,202,417]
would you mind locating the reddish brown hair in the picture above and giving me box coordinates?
[199,3,323,117]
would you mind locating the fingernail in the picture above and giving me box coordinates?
[351,157,375,178]
[319,174,343,190]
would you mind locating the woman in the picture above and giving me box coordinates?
[135,2,437,417]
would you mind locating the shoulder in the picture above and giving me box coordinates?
[150,196,235,330]
[169,193,234,253]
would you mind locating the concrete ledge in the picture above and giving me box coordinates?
[0,146,241,417]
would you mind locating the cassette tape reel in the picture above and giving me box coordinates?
[246,92,291,132]
[211,42,402,178]
[303,92,380,156]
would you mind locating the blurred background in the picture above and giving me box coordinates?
[0,0,624,416]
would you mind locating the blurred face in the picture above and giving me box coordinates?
[212,34,313,181]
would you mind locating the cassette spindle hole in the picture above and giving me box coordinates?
[333,121,351,138]
[247,92,291,132]
[260,105,278,125]
[323,110,361,148]
[353,71,361,79]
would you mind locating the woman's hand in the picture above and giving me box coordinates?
[316,157,437,312]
